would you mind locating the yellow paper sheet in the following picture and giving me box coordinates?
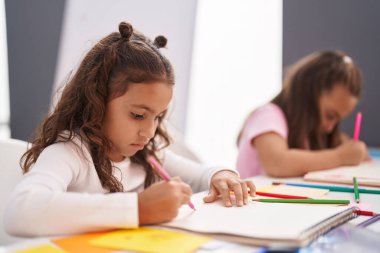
[15,245,66,253]
[90,227,211,253]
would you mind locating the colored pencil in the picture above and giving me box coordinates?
[272,182,380,194]
[147,156,196,210]
[255,191,309,199]
[353,177,360,203]
[355,210,377,216]
[357,214,380,227]
[353,112,362,141]
[252,198,350,204]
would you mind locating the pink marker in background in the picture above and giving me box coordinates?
[353,112,362,141]
[147,155,196,210]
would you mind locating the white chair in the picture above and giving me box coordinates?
[0,138,28,245]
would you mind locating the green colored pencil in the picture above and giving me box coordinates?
[353,177,360,203]
[253,198,350,204]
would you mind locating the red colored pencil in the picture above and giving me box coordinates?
[355,210,377,216]
[255,191,310,199]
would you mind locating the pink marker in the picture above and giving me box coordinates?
[353,112,362,141]
[147,155,196,210]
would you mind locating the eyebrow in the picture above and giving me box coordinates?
[130,104,167,115]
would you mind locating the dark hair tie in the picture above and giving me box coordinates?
[154,35,167,48]
[119,22,133,40]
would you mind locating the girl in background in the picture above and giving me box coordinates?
[5,21,255,237]
[237,51,367,178]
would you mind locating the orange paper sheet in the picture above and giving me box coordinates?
[52,231,113,253]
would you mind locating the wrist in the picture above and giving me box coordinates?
[213,169,239,179]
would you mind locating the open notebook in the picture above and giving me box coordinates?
[304,161,380,187]
[161,192,357,247]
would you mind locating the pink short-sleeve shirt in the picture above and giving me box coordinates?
[236,103,288,178]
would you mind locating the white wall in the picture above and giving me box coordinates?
[53,0,197,133]
[185,0,283,167]
[0,0,10,139]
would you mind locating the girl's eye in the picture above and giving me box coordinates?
[131,112,144,120]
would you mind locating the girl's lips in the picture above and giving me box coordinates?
[131,143,145,149]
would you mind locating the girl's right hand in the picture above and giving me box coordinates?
[137,177,192,225]
[336,139,368,165]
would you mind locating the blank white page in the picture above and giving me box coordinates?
[162,192,351,240]
[304,161,380,187]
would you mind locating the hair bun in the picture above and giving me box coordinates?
[154,35,167,48]
[119,22,133,40]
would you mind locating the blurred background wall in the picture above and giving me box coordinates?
[2,0,380,168]
[4,0,65,140]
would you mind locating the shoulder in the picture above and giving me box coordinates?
[42,134,90,161]
[252,103,285,118]
[245,103,286,126]
[25,134,95,188]
[241,103,288,140]
[34,134,93,175]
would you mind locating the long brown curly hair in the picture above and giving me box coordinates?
[21,21,175,192]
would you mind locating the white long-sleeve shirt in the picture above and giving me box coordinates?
[4,136,231,237]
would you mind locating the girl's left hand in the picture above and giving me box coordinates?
[203,170,255,207]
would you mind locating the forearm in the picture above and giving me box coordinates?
[5,188,138,237]
[263,148,341,177]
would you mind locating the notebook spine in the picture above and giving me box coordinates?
[300,207,359,246]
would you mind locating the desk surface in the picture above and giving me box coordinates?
[1,175,380,252]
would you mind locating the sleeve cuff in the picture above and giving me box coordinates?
[103,192,139,228]
[123,192,139,228]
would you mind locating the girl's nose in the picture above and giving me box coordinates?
[139,121,156,140]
